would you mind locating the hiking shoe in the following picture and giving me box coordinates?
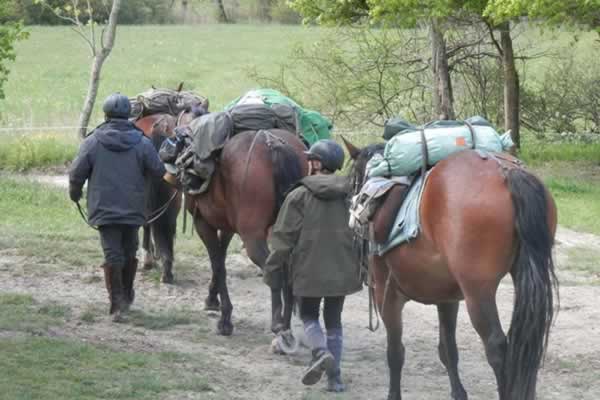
[301,349,335,386]
[326,371,346,393]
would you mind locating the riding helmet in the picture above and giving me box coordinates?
[103,93,131,119]
[305,139,345,172]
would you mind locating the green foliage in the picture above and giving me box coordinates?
[521,46,600,134]
[0,133,78,171]
[12,0,176,25]
[485,0,600,33]
[0,3,28,100]
[250,26,431,127]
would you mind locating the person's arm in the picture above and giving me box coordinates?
[264,189,304,279]
[142,137,167,178]
[68,137,94,202]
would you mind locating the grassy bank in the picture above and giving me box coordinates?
[0,294,218,400]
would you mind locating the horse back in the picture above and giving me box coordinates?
[215,129,308,235]
[383,150,524,303]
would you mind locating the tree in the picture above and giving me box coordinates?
[35,0,123,138]
[485,0,600,35]
[0,1,29,100]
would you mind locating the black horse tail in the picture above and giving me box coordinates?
[505,168,559,400]
[269,133,304,213]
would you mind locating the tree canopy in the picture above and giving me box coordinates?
[0,1,28,100]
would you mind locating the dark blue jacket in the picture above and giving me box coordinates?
[69,119,166,226]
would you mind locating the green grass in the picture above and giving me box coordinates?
[0,293,68,333]
[521,142,600,165]
[0,336,218,400]
[0,176,211,270]
[2,24,326,128]
[0,132,78,171]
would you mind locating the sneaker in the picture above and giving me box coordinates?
[301,349,335,386]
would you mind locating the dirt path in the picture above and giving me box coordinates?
[1,175,599,399]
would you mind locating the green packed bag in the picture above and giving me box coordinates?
[225,89,332,146]
[368,121,514,178]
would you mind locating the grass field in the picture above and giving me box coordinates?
[2,24,326,128]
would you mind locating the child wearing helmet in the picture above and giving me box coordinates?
[265,139,362,392]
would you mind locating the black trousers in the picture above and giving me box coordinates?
[299,296,345,330]
[99,224,139,267]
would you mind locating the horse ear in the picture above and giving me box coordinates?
[176,82,184,92]
[341,135,361,160]
[201,98,210,111]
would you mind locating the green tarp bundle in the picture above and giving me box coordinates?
[225,89,332,146]
[367,118,514,178]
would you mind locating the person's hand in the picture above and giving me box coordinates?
[69,186,82,203]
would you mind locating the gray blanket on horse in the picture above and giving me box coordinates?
[350,172,430,256]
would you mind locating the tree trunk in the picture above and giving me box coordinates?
[215,0,229,23]
[77,0,122,138]
[181,0,189,23]
[499,21,520,148]
[430,19,455,120]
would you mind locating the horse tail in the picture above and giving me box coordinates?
[268,133,304,213]
[505,168,559,400]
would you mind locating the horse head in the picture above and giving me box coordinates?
[341,135,385,196]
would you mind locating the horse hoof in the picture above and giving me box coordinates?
[271,322,285,335]
[217,320,233,336]
[204,297,220,311]
[143,262,155,271]
[161,274,174,284]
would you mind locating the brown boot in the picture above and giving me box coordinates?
[102,264,126,321]
[122,257,138,308]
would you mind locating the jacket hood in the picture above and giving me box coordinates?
[300,174,350,200]
[96,119,143,152]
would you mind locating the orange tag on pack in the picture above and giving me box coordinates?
[455,137,467,147]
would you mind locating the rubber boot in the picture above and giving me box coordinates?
[326,328,346,392]
[102,264,126,322]
[122,257,138,309]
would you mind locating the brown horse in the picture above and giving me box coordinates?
[135,113,181,283]
[187,128,307,335]
[343,138,558,400]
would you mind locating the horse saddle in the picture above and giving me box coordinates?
[349,176,412,234]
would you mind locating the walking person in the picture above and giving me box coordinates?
[264,139,362,392]
[69,93,166,321]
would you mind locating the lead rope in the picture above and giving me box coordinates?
[76,201,99,231]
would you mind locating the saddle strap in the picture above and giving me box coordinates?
[464,120,477,149]
[419,128,428,176]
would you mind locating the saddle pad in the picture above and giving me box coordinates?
[373,170,432,256]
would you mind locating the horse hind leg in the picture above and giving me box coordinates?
[464,294,507,400]
[437,302,468,400]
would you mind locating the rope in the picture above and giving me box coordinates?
[76,201,98,231]
[76,189,180,230]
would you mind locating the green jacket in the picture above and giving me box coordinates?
[265,175,362,298]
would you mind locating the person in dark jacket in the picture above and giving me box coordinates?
[265,139,362,392]
[69,93,166,321]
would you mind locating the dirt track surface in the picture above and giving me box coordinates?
[1,176,599,400]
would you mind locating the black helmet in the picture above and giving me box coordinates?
[305,139,345,172]
[103,93,131,119]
